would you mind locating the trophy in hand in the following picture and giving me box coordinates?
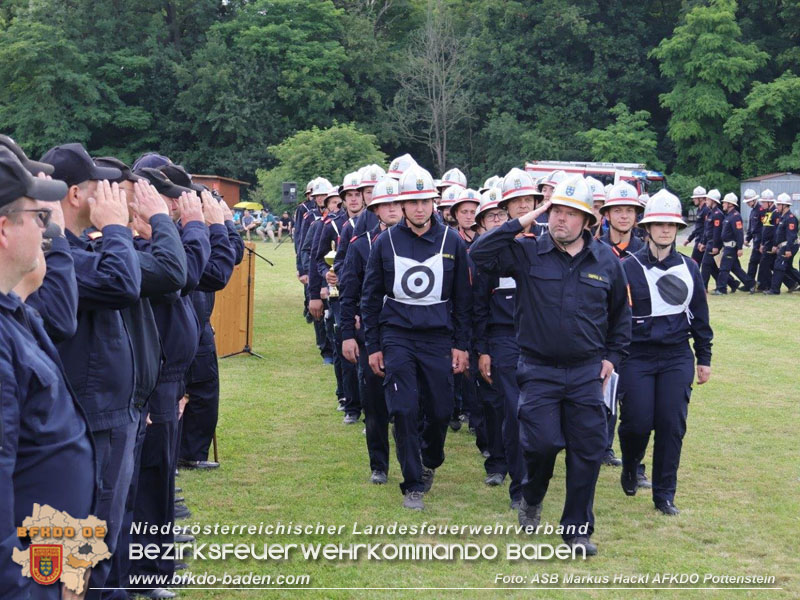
[325,240,339,298]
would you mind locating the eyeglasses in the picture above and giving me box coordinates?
[5,208,52,228]
[484,211,508,222]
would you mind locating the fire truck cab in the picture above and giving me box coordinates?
[525,160,666,195]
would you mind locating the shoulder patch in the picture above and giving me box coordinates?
[736,221,742,229]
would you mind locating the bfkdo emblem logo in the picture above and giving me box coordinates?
[416,178,424,191]
[31,544,62,585]
[566,185,575,196]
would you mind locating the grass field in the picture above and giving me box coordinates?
[175,241,799,599]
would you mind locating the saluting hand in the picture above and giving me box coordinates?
[452,349,468,374]
[179,191,204,226]
[518,201,552,230]
[369,351,385,377]
[342,339,359,364]
[201,190,225,225]
[696,365,711,385]
[220,201,234,222]
[478,354,492,384]
[89,180,129,230]
[132,180,168,222]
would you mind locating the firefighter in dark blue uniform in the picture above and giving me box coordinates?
[685,186,708,264]
[471,188,521,505]
[766,193,800,294]
[756,190,779,291]
[341,177,404,484]
[714,193,755,294]
[361,165,472,511]
[699,189,739,292]
[334,164,385,279]
[743,189,763,285]
[294,179,316,254]
[471,176,631,556]
[0,148,96,599]
[129,168,211,594]
[618,190,713,516]
[299,179,331,361]
[597,181,647,473]
[311,172,363,422]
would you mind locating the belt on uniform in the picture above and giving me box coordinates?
[521,352,601,369]
[723,241,737,248]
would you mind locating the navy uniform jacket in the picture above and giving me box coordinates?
[146,221,211,383]
[57,225,142,432]
[774,211,798,251]
[296,205,321,273]
[470,219,631,369]
[686,204,708,244]
[298,210,322,277]
[187,221,238,383]
[333,215,358,278]
[26,233,78,343]
[361,219,472,355]
[760,207,779,250]
[309,211,346,301]
[622,247,712,366]
[721,209,745,249]
[1,292,95,598]
[293,199,315,253]
[746,204,765,244]
[599,231,645,260]
[702,205,724,250]
[123,213,188,408]
[471,265,516,357]
[340,225,381,342]
[352,208,379,239]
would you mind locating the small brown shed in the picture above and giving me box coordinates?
[191,174,250,208]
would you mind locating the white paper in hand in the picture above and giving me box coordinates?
[603,370,619,415]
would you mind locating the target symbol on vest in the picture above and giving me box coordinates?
[401,265,436,299]
[655,273,689,306]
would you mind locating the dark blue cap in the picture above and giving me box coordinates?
[40,143,121,187]
[132,152,172,171]
[0,147,68,208]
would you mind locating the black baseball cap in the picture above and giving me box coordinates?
[40,143,121,187]
[135,167,193,199]
[0,135,54,176]
[132,152,172,171]
[160,164,204,193]
[0,147,68,208]
[94,156,144,183]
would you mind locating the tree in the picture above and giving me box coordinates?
[725,73,800,176]
[650,0,768,187]
[388,0,473,175]
[580,103,664,170]
[252,123,387,209]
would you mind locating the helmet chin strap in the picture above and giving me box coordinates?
[552,230,583,252]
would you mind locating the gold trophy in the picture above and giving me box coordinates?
[324,240,338,298]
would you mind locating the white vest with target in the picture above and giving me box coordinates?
[630,253,694,320]
[387,227,448,306]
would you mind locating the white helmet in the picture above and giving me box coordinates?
[438,185,461,209]
[500,167,540,205]
[473,187,504,229]
[775,192,792,205]
[707,188,721,203]
[601,181,642,213]
[638,193,650,207]
[722,192,738,206]
[549,175,596,226]
[450,188,481,214]
[341,171,361,192]
[538,169,568,192]
[586,176,607,204]
[311,177,334,197]
[387,153,418,179]
[439,168,467,189]
[743,188,759,203]
[604,183,613,195]
[305,178,317,195]
[368,176,400,209]
[691,186,707,199]
[397,164,438,201]
[358,164,386,189]
[480,175,501,193]
[760,188,775,201]
[638,189,687,228]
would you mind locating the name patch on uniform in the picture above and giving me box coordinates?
[583,272,607,283]
[442,253,455,261]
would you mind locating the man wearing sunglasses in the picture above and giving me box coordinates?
[0,147,96,599]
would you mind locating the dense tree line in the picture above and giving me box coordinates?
[1,0,797,206]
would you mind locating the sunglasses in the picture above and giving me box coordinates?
[7,208,53,228]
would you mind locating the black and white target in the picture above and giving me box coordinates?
[655,274,689,306]
[401,265,436,299]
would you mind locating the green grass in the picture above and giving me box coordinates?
[175,242,799,599]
